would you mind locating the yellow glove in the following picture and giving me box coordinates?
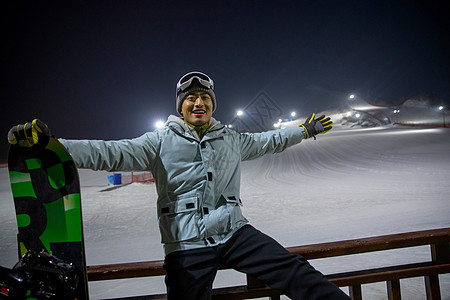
[7,119,51,147]
[299,113,333,139]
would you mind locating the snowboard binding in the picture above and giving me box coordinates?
[0,250,82,299]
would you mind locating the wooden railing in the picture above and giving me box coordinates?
[87,228,450,299]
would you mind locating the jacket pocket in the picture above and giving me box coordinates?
[159,196,200,243]
[205,196,246,237]
[225,196,242,206]
[225,196,248,230]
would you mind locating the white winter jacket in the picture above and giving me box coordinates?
[60,115,307,255]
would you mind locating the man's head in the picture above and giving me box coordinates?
[180,91,214,126]
[176,72,216,126]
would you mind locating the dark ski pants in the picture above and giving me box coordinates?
[163,225,350,300]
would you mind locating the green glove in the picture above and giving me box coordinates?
[7,119,51,147]
[299,113,333,139]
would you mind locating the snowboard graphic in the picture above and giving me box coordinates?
[8,135,88,299]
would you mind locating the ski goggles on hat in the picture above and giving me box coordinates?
[176,71,214,96]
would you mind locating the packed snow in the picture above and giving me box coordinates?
[1,110,449,299]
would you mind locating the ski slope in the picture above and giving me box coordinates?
[1,124,449,299]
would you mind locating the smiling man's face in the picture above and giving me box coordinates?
[181,91,213,126]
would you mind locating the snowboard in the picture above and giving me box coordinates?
[8,135,89,299]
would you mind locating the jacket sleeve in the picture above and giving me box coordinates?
[59,131,161,172]
[239,126,307,161]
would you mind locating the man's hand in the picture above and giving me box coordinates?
[299,113,333,139]
[7,119,51,147]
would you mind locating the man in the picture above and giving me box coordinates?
[8,71,350,299]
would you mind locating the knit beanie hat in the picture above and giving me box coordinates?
[176,72,216,115]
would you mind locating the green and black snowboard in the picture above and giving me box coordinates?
[8,135,88,299]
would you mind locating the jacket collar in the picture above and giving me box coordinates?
[166,115,224,140]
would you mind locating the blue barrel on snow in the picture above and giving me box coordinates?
[113,173,122,185]
[107,175,114,185]
[108,173,122,185]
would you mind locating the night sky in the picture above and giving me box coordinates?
[2,1,449,161]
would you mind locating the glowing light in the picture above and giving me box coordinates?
[155,120,165,129]
[237,110,243,116]
[291,112,296,117]
[349,94,355,99]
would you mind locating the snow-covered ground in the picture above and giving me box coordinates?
[1,117,449,299]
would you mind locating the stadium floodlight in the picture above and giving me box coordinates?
[291,112,296,117]
[236,110,243,116]
[439,106,444,111]
[155,120,165,129]
[349,94,355,99]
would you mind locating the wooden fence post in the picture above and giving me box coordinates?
[431,242,450,264]
[349,285,362,300]
[387,279,401,300]
[426,242,450,300]
[425,275,441,300]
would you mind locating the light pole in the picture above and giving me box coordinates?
[393,108,400,124]
[236,110,243,132]
[438,106,446,127]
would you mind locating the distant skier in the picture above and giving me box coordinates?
[8,71,350,299]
